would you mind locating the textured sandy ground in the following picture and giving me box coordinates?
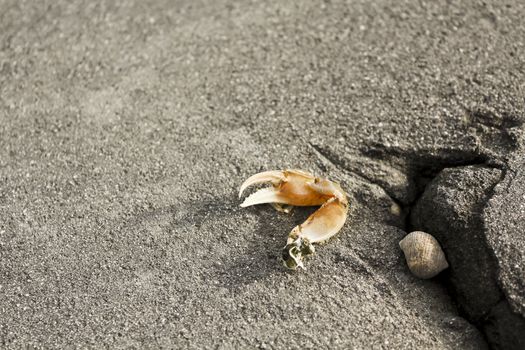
[1,0,524,349]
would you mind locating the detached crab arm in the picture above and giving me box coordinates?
[238,169,350,270]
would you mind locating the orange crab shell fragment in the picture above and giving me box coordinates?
[289,197,348,244]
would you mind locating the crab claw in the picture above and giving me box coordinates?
[238,170,285,199]
[239,169,338,208]
[239,169,349,270]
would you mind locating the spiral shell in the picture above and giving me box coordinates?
[399,231,449,279]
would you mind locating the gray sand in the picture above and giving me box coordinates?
[1,1,524,349]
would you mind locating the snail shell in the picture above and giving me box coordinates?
[399,231,449,279]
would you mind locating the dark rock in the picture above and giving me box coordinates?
[482,156,525,350]
[411,164,525,348]
[485,158,525,318]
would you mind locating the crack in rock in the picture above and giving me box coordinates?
[308,142,411,205]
